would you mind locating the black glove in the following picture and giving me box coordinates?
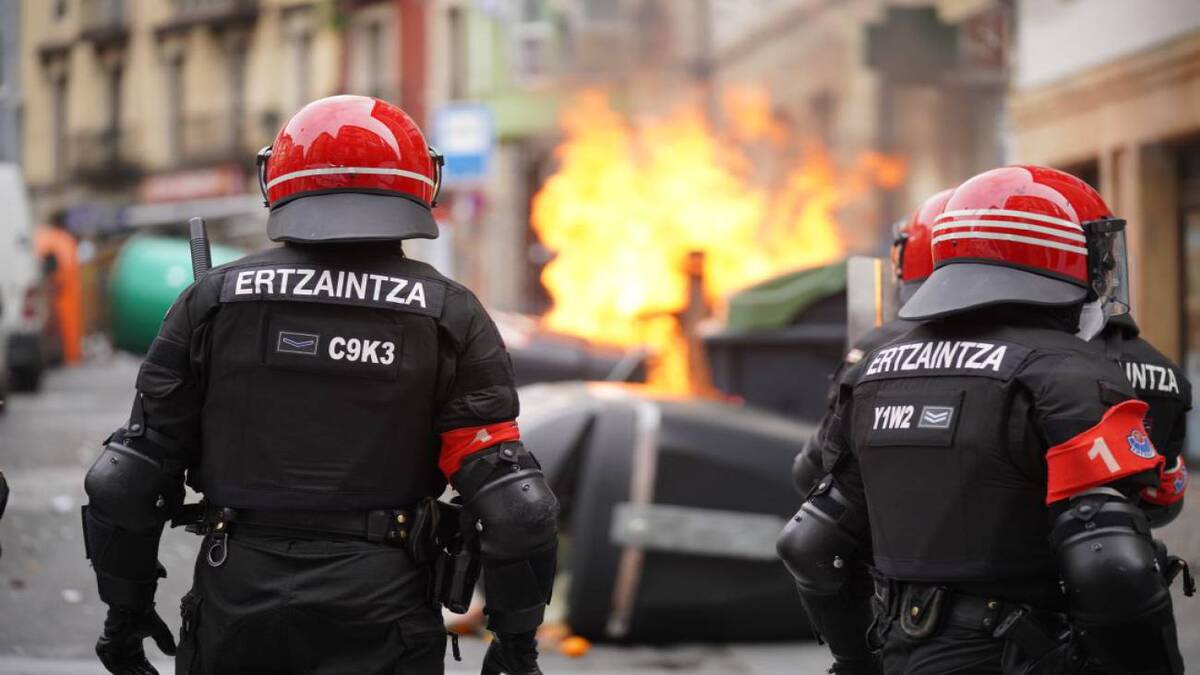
[95,605,177,675]
[481,631,542,675]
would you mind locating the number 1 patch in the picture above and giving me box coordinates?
[1045,399,1163,504]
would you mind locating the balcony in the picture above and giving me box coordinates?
[177,113,255,167]
[157,0,259,35]
[80,0,130,46]
[68,128,142,185]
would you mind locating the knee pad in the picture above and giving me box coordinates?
[1053,489,1183,674]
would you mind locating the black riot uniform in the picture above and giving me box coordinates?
[1100,314,1191,526]
[788,308,1185,673]
[786,321,914,675]
[784,185,951,675]
[87,244,558,674]
[787,320,914,675]
[81,96,558,675]
[1104,314,1190,464]
[778,165,1187,675]
[793,319,916,493]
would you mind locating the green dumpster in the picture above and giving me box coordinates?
[109,236,244,353]
[704,260,849,421]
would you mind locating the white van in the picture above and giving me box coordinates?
[0,163,50,397]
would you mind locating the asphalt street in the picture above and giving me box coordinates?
[1,355,1196,673]
[0,355,831,674]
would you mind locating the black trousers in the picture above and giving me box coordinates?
[880,619,1007,675]
[879,618,1090,675]
[175,533,447,675]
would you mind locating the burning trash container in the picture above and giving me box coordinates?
[704,261,848,422]
[519,382,813,643]
[492,311,646,386]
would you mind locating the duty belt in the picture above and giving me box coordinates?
[172,502,416,567]
[174,503,413,542]
[872,580,1065,659]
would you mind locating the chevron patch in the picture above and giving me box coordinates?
[917,405,954,429]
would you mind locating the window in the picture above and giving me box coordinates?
[227,43,247,151]
[52,76,68,178]
[448,6,467,100]
[513,16,551,80]
[293,31,312,110]
[810,92,835,148]
[1060,160,1099,191]
[365,21,384,98]
[166,56,184,159]
[522,0,541,22]
[584,0,618,22]
[106,64,123,160]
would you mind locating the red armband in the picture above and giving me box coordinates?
[438,421,521,479]
[1141,457,1188,506]
[1045,399,1164,504]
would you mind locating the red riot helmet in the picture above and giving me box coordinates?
[891,188,953,302]
[899,165,1129,323]
[257,95,444,243]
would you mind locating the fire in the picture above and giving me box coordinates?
[531,89,905,393]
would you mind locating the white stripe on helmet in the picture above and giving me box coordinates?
[267,166,436,190]
[931,220,1087,243]
[931,231,1088,255]
[936,208,1083,231]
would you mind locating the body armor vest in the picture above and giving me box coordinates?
[843,321,1131,587]
[1108,330,1191,460]
[194,247,453,510]
[849,339,1052,582]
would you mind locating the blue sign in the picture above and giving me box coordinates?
[433,103,495,184]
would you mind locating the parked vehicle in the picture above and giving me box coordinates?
[0,164,58,392]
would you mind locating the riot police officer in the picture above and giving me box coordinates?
[81,96,559,675]
[793,189,952,493]
[778,166,1185,673]
[787,189,952,675]
[1096,313,1190,526]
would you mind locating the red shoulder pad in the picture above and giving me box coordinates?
[439,421,521,479]
[1141,457,1188,506]
[1045,399,1163,504]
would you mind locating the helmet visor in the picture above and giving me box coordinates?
[889,219,907,281]
[1085,218,1130,318]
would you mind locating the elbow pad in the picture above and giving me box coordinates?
[82,430,181,609]
[777,477,868,596]
[456,442,559,560]
[1052,489,1183,674]
[84,431,181,531]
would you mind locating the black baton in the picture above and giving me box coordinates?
[188,217,213,280]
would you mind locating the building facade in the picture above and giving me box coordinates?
[20,0,409,245]
[1007,0,1200,459]
[711,0,1009,250]
[0,0,21,164]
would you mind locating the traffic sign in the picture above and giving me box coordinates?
[433,103,495,184]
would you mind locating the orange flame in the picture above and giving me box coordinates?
[531,88,905,393]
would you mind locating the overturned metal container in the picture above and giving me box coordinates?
[520,382,813,643]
